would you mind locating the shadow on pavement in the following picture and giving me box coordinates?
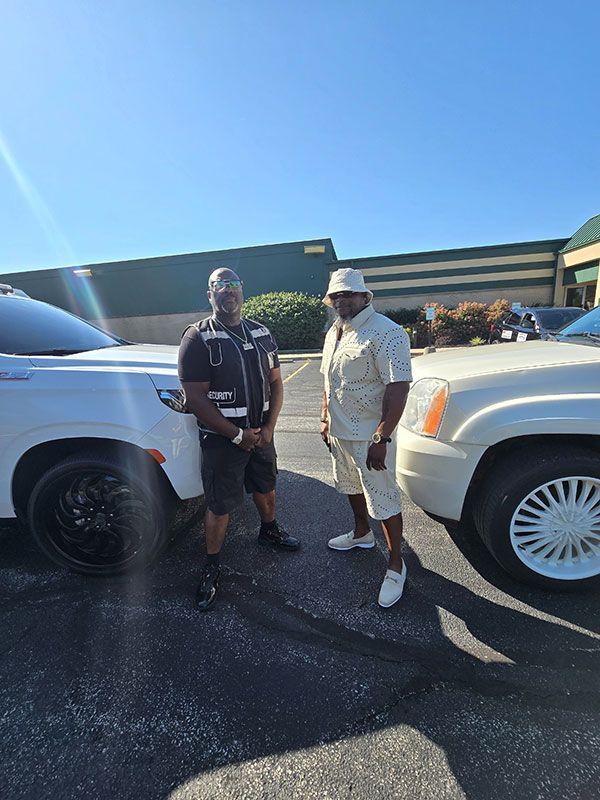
[0,470,599,799]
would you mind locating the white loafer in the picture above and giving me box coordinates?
[328,530,375,550]
[378,562,407,607]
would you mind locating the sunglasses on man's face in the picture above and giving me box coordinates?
[329,291,356,300]
[210,279,243,291]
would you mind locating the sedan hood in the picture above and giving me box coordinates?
[413,340,600,382]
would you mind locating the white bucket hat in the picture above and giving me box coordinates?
[323,268,373,307]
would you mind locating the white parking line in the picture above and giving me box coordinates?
[283,359,311,384]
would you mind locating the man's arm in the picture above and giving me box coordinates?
[257,367,283,446]
[320,390,330,448]
[182,381,259,451]
[366,381,410,470]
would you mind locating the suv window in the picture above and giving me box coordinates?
[504,312,522,326]
[520,313,535,329]
[0,297,122,355]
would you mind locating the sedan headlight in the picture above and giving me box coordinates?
[401,378,448,438]
[157,388,189,413]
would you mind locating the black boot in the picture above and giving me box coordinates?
[258,521,300,551]
[195,562,221,611]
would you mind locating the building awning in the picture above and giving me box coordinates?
[562,263,599,285]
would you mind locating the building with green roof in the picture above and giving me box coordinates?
[0,215,598,343]
[553,214,600,310]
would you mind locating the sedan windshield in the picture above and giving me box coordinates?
[0,297,124,355]
[555,306,600,341]
[536,308,585,330]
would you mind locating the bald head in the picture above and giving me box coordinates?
[207,266,244,322]
[208,267,240,287]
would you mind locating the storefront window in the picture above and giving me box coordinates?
[565,283,596,309]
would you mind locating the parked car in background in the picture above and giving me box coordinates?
[489,306,585,343]
[397,304,600,591]
[0,285,202,575]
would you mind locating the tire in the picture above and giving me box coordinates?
[27,450,173,575]
[474,445,600,591]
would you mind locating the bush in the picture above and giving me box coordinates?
[383,307,421,326]
[242,291,327,350]
[424,301,490,345]
[486,298,511,324]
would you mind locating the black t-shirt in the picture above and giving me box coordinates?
[178,320,279,432]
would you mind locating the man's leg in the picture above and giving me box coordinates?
[196,443,247,610]
[247,445,300,550]
[253,489,300,550]
[380,512,403,572]
[195,510,229,611]
[204,509,230,554]
[348,492,371,537]
[252,489,275,524]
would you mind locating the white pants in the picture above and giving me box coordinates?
[329,436,403,520]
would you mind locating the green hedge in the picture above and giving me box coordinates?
[243,291,327,350]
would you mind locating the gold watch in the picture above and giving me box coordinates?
[371,432,392,444]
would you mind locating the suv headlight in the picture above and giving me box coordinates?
[401,378,448,438]
[157,388,189,413]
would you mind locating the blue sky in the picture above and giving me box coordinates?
[1,0,598,273]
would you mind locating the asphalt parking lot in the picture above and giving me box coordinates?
[1,358,600,800]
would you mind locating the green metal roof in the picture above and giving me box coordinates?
[561,214,600,253]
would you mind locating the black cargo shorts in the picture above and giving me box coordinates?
[200,436,278,515]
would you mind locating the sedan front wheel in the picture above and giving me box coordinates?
[474,446,600,590]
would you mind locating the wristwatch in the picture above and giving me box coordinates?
[371,432,392,444]
[231,428,244,446]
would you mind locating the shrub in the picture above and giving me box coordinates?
[242,291,327,350]
[470,336,486,346]
[423,301,489,345]
[486,298,511,324]
[383,307,421,326]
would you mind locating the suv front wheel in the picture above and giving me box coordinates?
[474,446,600,590]
[27,450,173,575]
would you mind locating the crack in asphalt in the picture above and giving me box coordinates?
[225,569,600,715]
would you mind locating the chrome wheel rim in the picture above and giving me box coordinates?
[510,476,600,580]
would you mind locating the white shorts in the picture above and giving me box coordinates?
[329,436,402,520]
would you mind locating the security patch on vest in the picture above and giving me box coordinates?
[207,389,237,404]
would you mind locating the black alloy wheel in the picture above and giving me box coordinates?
[27,451,171,575]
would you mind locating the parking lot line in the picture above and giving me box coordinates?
[283,359,311,384]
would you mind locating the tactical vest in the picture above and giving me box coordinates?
[186,316,278,435]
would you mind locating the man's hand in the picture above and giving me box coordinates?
[320,420,331,451]
[239,428,261,451]
[256,424,273,448]
[366,442,387,471]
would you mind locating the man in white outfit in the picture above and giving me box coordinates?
[320,268,412,607]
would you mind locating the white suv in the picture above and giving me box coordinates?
[0,285,201,575]
[397,307,600,591]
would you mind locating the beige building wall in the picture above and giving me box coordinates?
[375,284,553,311]
[553,242,600,307]
[91,310,211,345]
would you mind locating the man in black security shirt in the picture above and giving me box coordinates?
[178,267,300,611]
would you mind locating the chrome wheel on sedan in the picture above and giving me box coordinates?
[510,477,600,580]
[475,446,600,590]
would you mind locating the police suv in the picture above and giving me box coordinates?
[0,284,201,575]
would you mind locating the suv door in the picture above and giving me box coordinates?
[0,354,34,517]
[499,312,521,341]
[516,312,537,342]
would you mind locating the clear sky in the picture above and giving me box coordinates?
[1,0,598,273]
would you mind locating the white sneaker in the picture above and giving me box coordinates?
[378,562,407,607]
[327,530,375,551]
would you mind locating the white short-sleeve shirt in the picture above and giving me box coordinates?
[320,304,412,440]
